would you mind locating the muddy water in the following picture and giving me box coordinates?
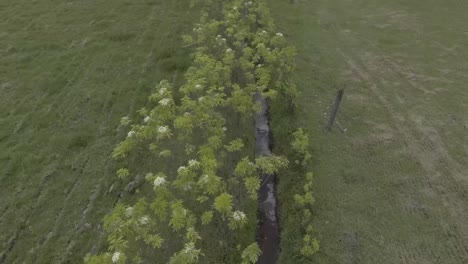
[254,92,280,263]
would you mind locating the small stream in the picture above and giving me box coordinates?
[254,92,280,263]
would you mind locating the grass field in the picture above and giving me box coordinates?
[0,0,198,263]
[1,0,468,263]
[268,0,468,263]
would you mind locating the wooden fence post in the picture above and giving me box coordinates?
[326,88,344,131]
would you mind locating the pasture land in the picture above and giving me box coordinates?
[269,0,468,263]
[0,0,198,262]
[2,0,468,263]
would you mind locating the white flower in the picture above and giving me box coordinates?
[158,98,171,106]
[233,6,238,10]
[261,30,267,34]
[188,159,200,167]
[159,87,167,95]
[276,32,283,37]
[233,210,246,221]
[144,116,150,123]
[257,64,263,68]
[183,184,192,191]
[153,176,166,187]
[184,112,191,116]
[198,96,205,102]
[112,252,121,263]
[157,126,169,134]
[222,127,227,131]
[126,207,134,217]
[178,166,187,174]
[127,130,135,138]
[246,1,253,5]
[222,38,226,42]
[195,84,202,89]
[139,216,149,225]
[216,35,222,38]
[226,48,233,53]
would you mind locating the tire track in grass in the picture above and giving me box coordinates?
[340,50,468,263]
[0,30,109,264]
[0,164,60,263]
[0,1,121,261]
[78,2,197,258]
[54,2,169,261]
[31,157,89,264]
[1,0,114,119]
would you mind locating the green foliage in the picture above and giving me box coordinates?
[241,243,261,264]
[244,176,260,200]
[291,128,312,165]
[201,211,213,225]
[234,157,256,177]
[224,138,244,152]
[255,155,289,174]
[214,193,233,215]
[300,235,320,257]
[288,130,320,258]
[87,0,300,262]
[116,168,130,179]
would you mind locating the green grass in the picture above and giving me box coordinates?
[0,0,199,263]
[2,0,468,263]
[268,0,468,263]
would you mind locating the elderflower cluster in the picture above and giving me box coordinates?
[158,98,171,106]
[233,210,246,221]
[144,116,150,123]
[276,32,283,37]
[198,96,205,102]
[245,1,253,6]
[126,207,134,217]
[154,176,166,187]
[127,130,135,138]
[159,87,167,95]
[222,127,227,131]
[188,159,200,167]
[112,252,121,263]
[178,166,188,174]
[139,216,149,225]
[226,48,233,53]
[157,126,169,134]
[195,84,202,90]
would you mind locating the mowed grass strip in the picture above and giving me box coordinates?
[268,0,468,263]
[0,0,199,263]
